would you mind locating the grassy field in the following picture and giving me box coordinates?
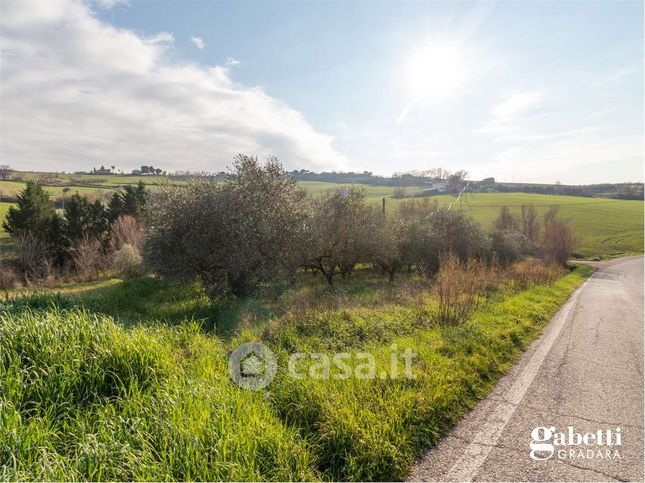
[428,193,644,258]
[0,180,113,200]
[1,265,593,481]
[1,177,642,257]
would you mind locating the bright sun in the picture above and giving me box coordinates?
[403,41,465,102]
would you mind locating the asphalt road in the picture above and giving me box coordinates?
[409,256,644,482]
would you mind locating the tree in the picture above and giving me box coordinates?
[493,206,518,231]
[145,155,308,297]
[370,214,406,282]
[107,191,125,221]
[541,207,577,265]
[490,229,527,265]
[107,181,146,221]
[300,188,372,285]
[520,204,540,245]
[63,193,109,243]
[3,181,66,264]
[394,199,489,276]
[447,170,468,193]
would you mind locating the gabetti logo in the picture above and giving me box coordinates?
[530,426,622,461]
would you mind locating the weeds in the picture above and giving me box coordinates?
[0,264,594,481]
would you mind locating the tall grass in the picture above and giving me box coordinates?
[0,265,593,481]
[0,310,315,481]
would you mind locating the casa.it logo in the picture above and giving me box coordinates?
[530,426,622,461]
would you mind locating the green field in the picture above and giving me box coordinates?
[0,180,113,199]
[1,177,642,258]
[0,263,593,481]
[426,193,644,258]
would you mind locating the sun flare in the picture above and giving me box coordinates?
[403,41,466,102]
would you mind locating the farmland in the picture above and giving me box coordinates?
[430,193,644,258]
[1,177,642,258]
[0,163,637,480]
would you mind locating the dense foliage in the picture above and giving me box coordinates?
[2,181,146,279]
[145,155,309,297]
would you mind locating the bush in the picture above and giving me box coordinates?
[490,229,527,265]
[431,254,488,326]
[109,215,144,251]
[510,259,563,288]
[542,219,577,265]
[70,237,105,280]
[15,233,54,281]
[0,264,20,292]
[145,155,308,297]
[113,244,144,279]
[397,201,490,276]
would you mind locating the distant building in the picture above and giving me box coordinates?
[422,179,448,194]
[92,165,113,175]
[0,165,11,180]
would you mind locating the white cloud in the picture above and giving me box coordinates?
[0,0,347,173]
[94,0,129,9]
[190,36,205,50]
[225,57,240,66]
[482,128,643,183]
[480,91,546,135]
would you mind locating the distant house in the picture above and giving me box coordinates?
[92,165,113,175]
[421,179,448,195]
[0,165,11,180]
[430,179,448,192]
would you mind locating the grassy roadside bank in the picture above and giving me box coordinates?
[0,265,593,481]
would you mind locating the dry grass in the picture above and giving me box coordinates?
[510,258,564,289]
[431,255,489,326]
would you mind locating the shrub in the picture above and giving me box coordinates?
[145,155,308,297]
[15,233,51,280]
[109,214,144,251]
[520,203,540,245]
[431,254,488,326]
[490,229,527,266]
[510,259,563,288]
[493,205,518,231]
[70,237,105,280]
[542,220,577,265]
[113,244,144,279]
[0,263,20,293]
[394,200,490,277]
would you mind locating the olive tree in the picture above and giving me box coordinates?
[370,214,406,282]
[300,188,372,286]
[395,199,489,277]
[144,155,308,298]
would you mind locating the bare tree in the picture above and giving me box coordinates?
[493,206,519,231]
[520,204,540,244]
[109,215,144,251]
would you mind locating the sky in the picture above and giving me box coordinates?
[0,0,642,184]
